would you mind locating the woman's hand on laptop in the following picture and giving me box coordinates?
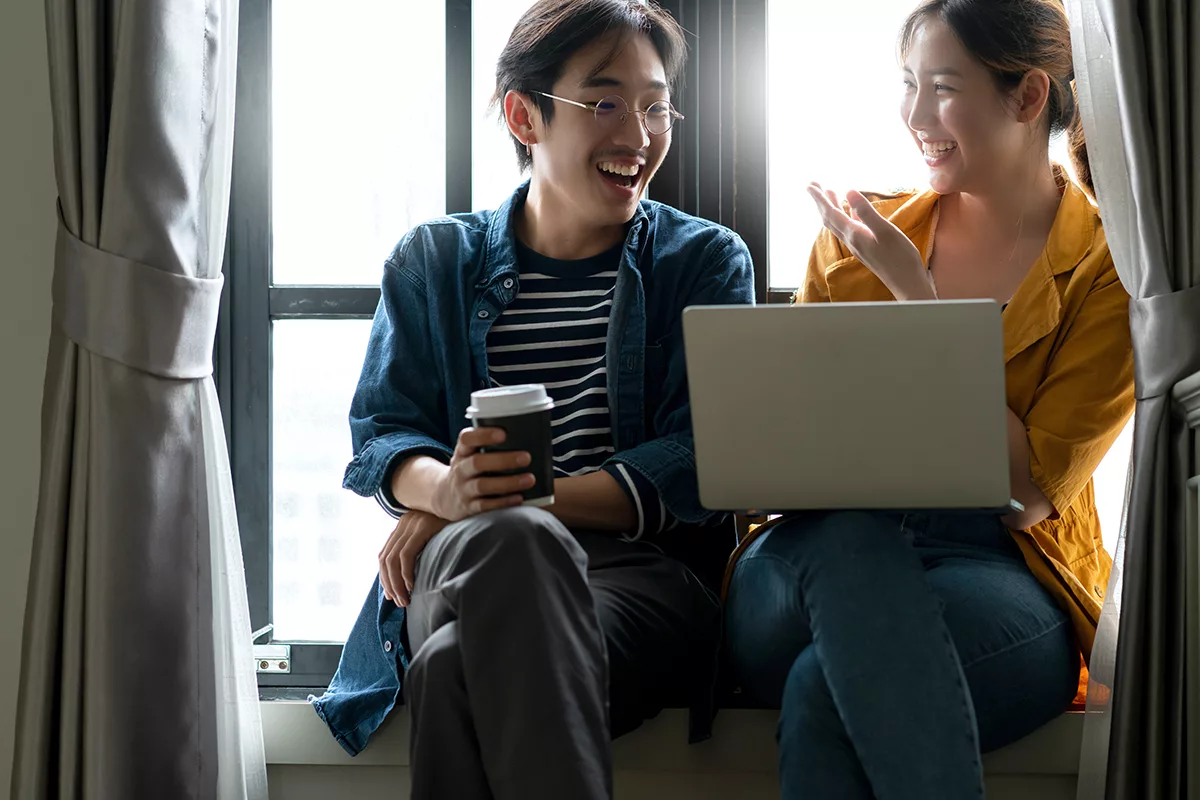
[807,183,937,302]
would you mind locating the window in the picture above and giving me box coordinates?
[223,0,1127,689]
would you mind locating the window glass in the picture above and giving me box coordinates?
[472,0,538,210]
[271,320,393,642]
[272,1,446,285]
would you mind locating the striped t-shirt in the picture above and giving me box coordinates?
[485,239,671,538]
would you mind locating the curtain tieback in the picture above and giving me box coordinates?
[52,206,224,380]
[1130,284,1200,400]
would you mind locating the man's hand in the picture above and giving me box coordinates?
[378,510,449,607]
[429,427,535,522]
[806,182,936,301]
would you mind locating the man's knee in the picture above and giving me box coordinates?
[407,622,463,698]
[450,506,587,574]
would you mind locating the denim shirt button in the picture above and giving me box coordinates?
[622,354,636,371]
[502,277,514,289]
[383,640,393,653]
[477,309,489,319]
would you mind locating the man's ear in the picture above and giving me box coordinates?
[504,90,539,147]
[1013,69,1052,125]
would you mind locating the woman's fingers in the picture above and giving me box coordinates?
[807,184,849,232]
[846,190,890,233]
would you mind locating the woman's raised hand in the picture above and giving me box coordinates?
[806,182,936,301]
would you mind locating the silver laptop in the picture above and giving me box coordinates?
[682,301,1013,514]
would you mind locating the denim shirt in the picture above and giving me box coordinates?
[310,183,754,756]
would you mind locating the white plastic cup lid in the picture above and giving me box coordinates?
[466,384,554,419]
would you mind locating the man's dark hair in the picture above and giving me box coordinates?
[490,0,687,171]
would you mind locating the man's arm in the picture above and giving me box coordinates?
[395,450,637,533]
[343,241,456,511]
[390,454,451,515]
[390,430,534,523]
[602,230,756,528]
[546,471,638,532]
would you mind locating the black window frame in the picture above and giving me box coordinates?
[221,0,780,691]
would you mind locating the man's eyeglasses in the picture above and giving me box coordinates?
[532,91,684,136]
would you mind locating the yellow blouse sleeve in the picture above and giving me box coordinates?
[800,228,846,304]
[1025,257,1136,517]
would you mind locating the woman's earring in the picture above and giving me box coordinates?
[526,141,532,156]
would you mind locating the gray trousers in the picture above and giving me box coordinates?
[404,506,721,800]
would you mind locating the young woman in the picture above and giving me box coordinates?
[723,0,1134,797]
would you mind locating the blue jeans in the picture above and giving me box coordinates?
[724,511,1080,799]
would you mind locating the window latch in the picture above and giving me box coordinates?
[252,623,291,674]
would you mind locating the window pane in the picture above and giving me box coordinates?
[272,320,393,642]
[1094,418,1133,554]
[766,1,1070,289]
[472,1,538,210]
[272,2,446,285]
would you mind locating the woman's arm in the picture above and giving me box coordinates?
[1003,408,1053,530]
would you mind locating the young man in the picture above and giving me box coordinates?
[311,2,753,797]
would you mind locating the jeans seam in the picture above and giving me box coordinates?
[958,617,1071,672]
[941,625,985,798]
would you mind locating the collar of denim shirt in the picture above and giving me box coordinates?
[476,181,651,290]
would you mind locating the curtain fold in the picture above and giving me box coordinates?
[12,0,265,797]
[1067,0,1200,797]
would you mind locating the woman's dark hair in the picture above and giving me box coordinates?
[491,0,687,171]
[899,0,1092,195]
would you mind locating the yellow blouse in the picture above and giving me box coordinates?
[789,173,1134,659]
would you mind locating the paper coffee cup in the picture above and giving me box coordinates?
[466,384,556,506]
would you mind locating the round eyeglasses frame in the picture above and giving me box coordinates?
[532,91,684,136]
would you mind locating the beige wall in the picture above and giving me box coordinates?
[0,0,55,790]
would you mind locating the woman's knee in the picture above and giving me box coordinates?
[724,549,811,706]
[749,511,919,600]
[758,511,904,563]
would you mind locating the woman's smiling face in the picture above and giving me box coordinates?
[900,18,1039,195]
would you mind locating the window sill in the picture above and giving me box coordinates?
[261,699,1084,775]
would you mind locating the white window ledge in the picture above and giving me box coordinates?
[262,700,1083,776]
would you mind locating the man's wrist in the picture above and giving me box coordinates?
[392,455,452,516]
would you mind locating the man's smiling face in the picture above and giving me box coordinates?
[527,32,673,229]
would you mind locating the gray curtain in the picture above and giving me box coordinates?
[1067,0,1200,798]
[11,0,267,798]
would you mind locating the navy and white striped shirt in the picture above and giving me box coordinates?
[485,240,672,538]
